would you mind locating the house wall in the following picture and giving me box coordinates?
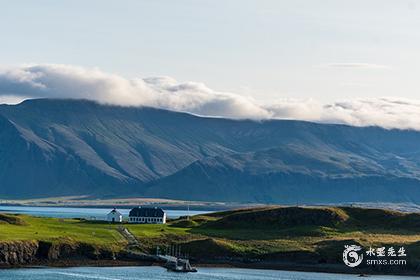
[128,215,166,224]
[107,213,122,223]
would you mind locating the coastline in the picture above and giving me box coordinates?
[1,258,418,277]
[0,197,251,212]
[2,206,420,277]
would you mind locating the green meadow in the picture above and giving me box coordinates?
[1,206,420,263]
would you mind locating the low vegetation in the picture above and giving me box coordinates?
[1,206,420,265]
[126,206,420,265]
[0,213,26,225]
[0,215,125,251]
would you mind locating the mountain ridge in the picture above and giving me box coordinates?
[1,98,420,203]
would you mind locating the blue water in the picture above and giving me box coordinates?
[0,267,415,280]
[0,206,211,220]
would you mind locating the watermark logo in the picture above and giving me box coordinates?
[342,245,407,267]
[343,245,364,267]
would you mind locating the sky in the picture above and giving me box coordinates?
[1,0,420,129]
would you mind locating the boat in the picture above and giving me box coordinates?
[164,258,197,273]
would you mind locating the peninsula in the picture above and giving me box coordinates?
[1,206,419,275]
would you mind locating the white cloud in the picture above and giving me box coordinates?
[0,64,419,130]
[267,97,420,130]
[0,64,271,119]
[0,95,29,105]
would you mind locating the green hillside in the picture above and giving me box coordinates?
[0,215,126,250]
[126,206,420,262]
[2,206,420,272]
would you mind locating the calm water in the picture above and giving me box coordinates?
[0,267,416,280]
[0,206,211,220]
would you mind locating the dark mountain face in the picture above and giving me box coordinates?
[1,98,420,203]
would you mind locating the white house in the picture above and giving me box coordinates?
[107,208,123,223]
[128,206,166,224]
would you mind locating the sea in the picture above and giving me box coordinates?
[0,266,417,280]
[0,205,210,220]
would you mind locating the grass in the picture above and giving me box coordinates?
[0,213,26,225]
[125,223,189,238]
[0,214,126,250]
[123,206,420,261]
[2,206,420,262]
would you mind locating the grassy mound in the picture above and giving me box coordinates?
[315,239,362,263]
[342,207,420,230]
[169,219,199,228]
[0,214,26,225]
[181,238,240,258]
[203,207,272,218]
[203,207,349,229]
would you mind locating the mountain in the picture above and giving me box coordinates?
[1,98,420,203]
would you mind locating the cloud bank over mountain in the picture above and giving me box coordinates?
[0,64,418,130]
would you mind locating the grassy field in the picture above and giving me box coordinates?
[2,206,420,263]
[0,214,126,250]
[126,206,420,262]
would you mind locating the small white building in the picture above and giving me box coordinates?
[128,206,166,224]
[107,208,123,223]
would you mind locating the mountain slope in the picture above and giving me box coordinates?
[1,98,420,203]
[144,147,420,203]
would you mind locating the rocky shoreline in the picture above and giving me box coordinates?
[0,240,162,270]
[0,240,116,268]
[1,240,419,276]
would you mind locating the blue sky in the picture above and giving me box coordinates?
[2,0,420,103]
